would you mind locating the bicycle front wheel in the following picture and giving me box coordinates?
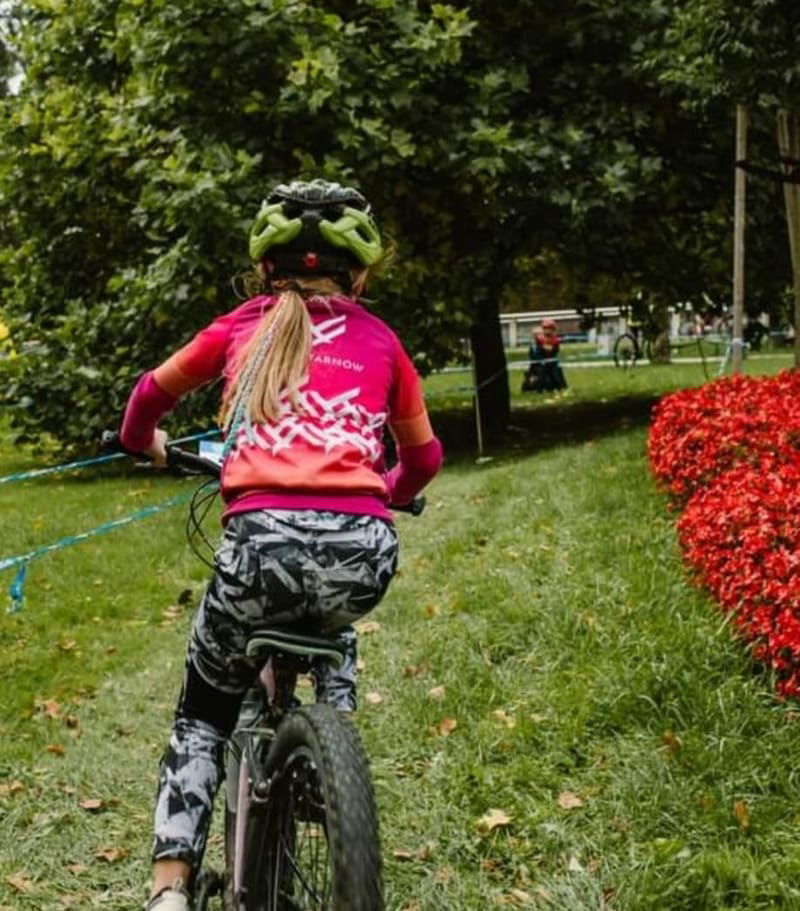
[243,704,383,911]
[613,332,639,369]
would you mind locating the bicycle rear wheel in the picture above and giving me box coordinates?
[242,704,383,911]
[613,332,639,369]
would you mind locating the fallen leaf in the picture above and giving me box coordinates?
[355,620,381,635]
[58,639,78,653]
[0,780,24,797]
[481,858,500,872]
[6,872,33,893]
[434,867,454,884]
[491,709,516,728]
[417,841,435,861]
[437,717,457,737]
[428,685,446,701]
[365,692,383,705]
[402,661,430,678]
[424,604,440,619]
[56,893,88,908]
[557,791,584,810]
[44,744,65,756]
[392,849,415,861]
[734,799,751,831]
[39,699,62,719]
[477,808,513,832]
[78,798,104,812]
[66,864,87,875]
[661,729,682,754]
[94,847,127,863]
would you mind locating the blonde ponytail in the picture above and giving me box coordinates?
[222,288,312,432]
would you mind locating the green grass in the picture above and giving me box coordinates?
[426,352,795,412]
[1,358,799,910]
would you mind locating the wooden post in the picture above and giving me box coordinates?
[732,104,747,374]
[470,337,484,458]
[777,110,800,367]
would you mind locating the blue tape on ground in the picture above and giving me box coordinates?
[2,491,196,612]
[8,563,26,614]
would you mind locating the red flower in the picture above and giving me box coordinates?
[650,369,800,697]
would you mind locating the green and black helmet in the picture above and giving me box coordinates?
[249,178,383,278]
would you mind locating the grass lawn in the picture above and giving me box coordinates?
[1,357,800,910]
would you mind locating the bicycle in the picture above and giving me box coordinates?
[612,326,649,369]
[101,430,424,911]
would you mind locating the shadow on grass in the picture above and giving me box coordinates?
[3,393,661,487]
[432,393,660,463]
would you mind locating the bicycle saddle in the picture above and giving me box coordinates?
[245,628,348,669]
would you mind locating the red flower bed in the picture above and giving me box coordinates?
[648,370,800,504]
[648,369,800,696]
[677,457,800,697]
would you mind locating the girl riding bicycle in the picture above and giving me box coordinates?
[119,179,443,911]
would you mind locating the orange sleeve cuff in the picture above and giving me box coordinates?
[390,410,434,447]
[153,353,206,398]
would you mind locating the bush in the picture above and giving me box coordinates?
[677,457,800,697]
[648,370,800,504]
[648,369,800,696]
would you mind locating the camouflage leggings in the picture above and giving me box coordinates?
[153,509,398,864]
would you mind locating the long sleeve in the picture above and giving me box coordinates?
[384,437,443,505]
[120,371,178,451]
[385,336,443,504]
[118,301,249,450]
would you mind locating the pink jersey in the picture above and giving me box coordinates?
[121,294,442,521]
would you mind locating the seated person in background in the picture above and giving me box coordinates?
[522,318,568,392]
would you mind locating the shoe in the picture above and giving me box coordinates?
[144,878,192,911]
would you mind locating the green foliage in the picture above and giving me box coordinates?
[0,0,794,451]
[652,0,800,110]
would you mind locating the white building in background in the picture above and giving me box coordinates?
[499,307,627,348]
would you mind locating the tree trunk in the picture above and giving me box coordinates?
[777,110,800,367]
[470,296,510,447]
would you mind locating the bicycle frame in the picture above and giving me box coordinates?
[224,631,348,910]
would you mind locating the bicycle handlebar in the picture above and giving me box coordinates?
[100,430,223,478]
[99,430,425,515]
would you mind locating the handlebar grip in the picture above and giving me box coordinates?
[165,446,221,479]
[99,430,220,479]
[392,495,426,516]
[100,429,134,455]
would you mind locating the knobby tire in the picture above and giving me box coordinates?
[232,704,384,911]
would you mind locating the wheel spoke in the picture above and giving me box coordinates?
[268,752,333,910]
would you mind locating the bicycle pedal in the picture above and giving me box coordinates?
[193,869,224,908]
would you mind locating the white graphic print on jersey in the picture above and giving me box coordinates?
[229,310,385,460]
[311,314,347,346]
[231,386,387,461]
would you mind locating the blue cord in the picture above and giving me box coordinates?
[0,428,221,486]
[3,491,195,613]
